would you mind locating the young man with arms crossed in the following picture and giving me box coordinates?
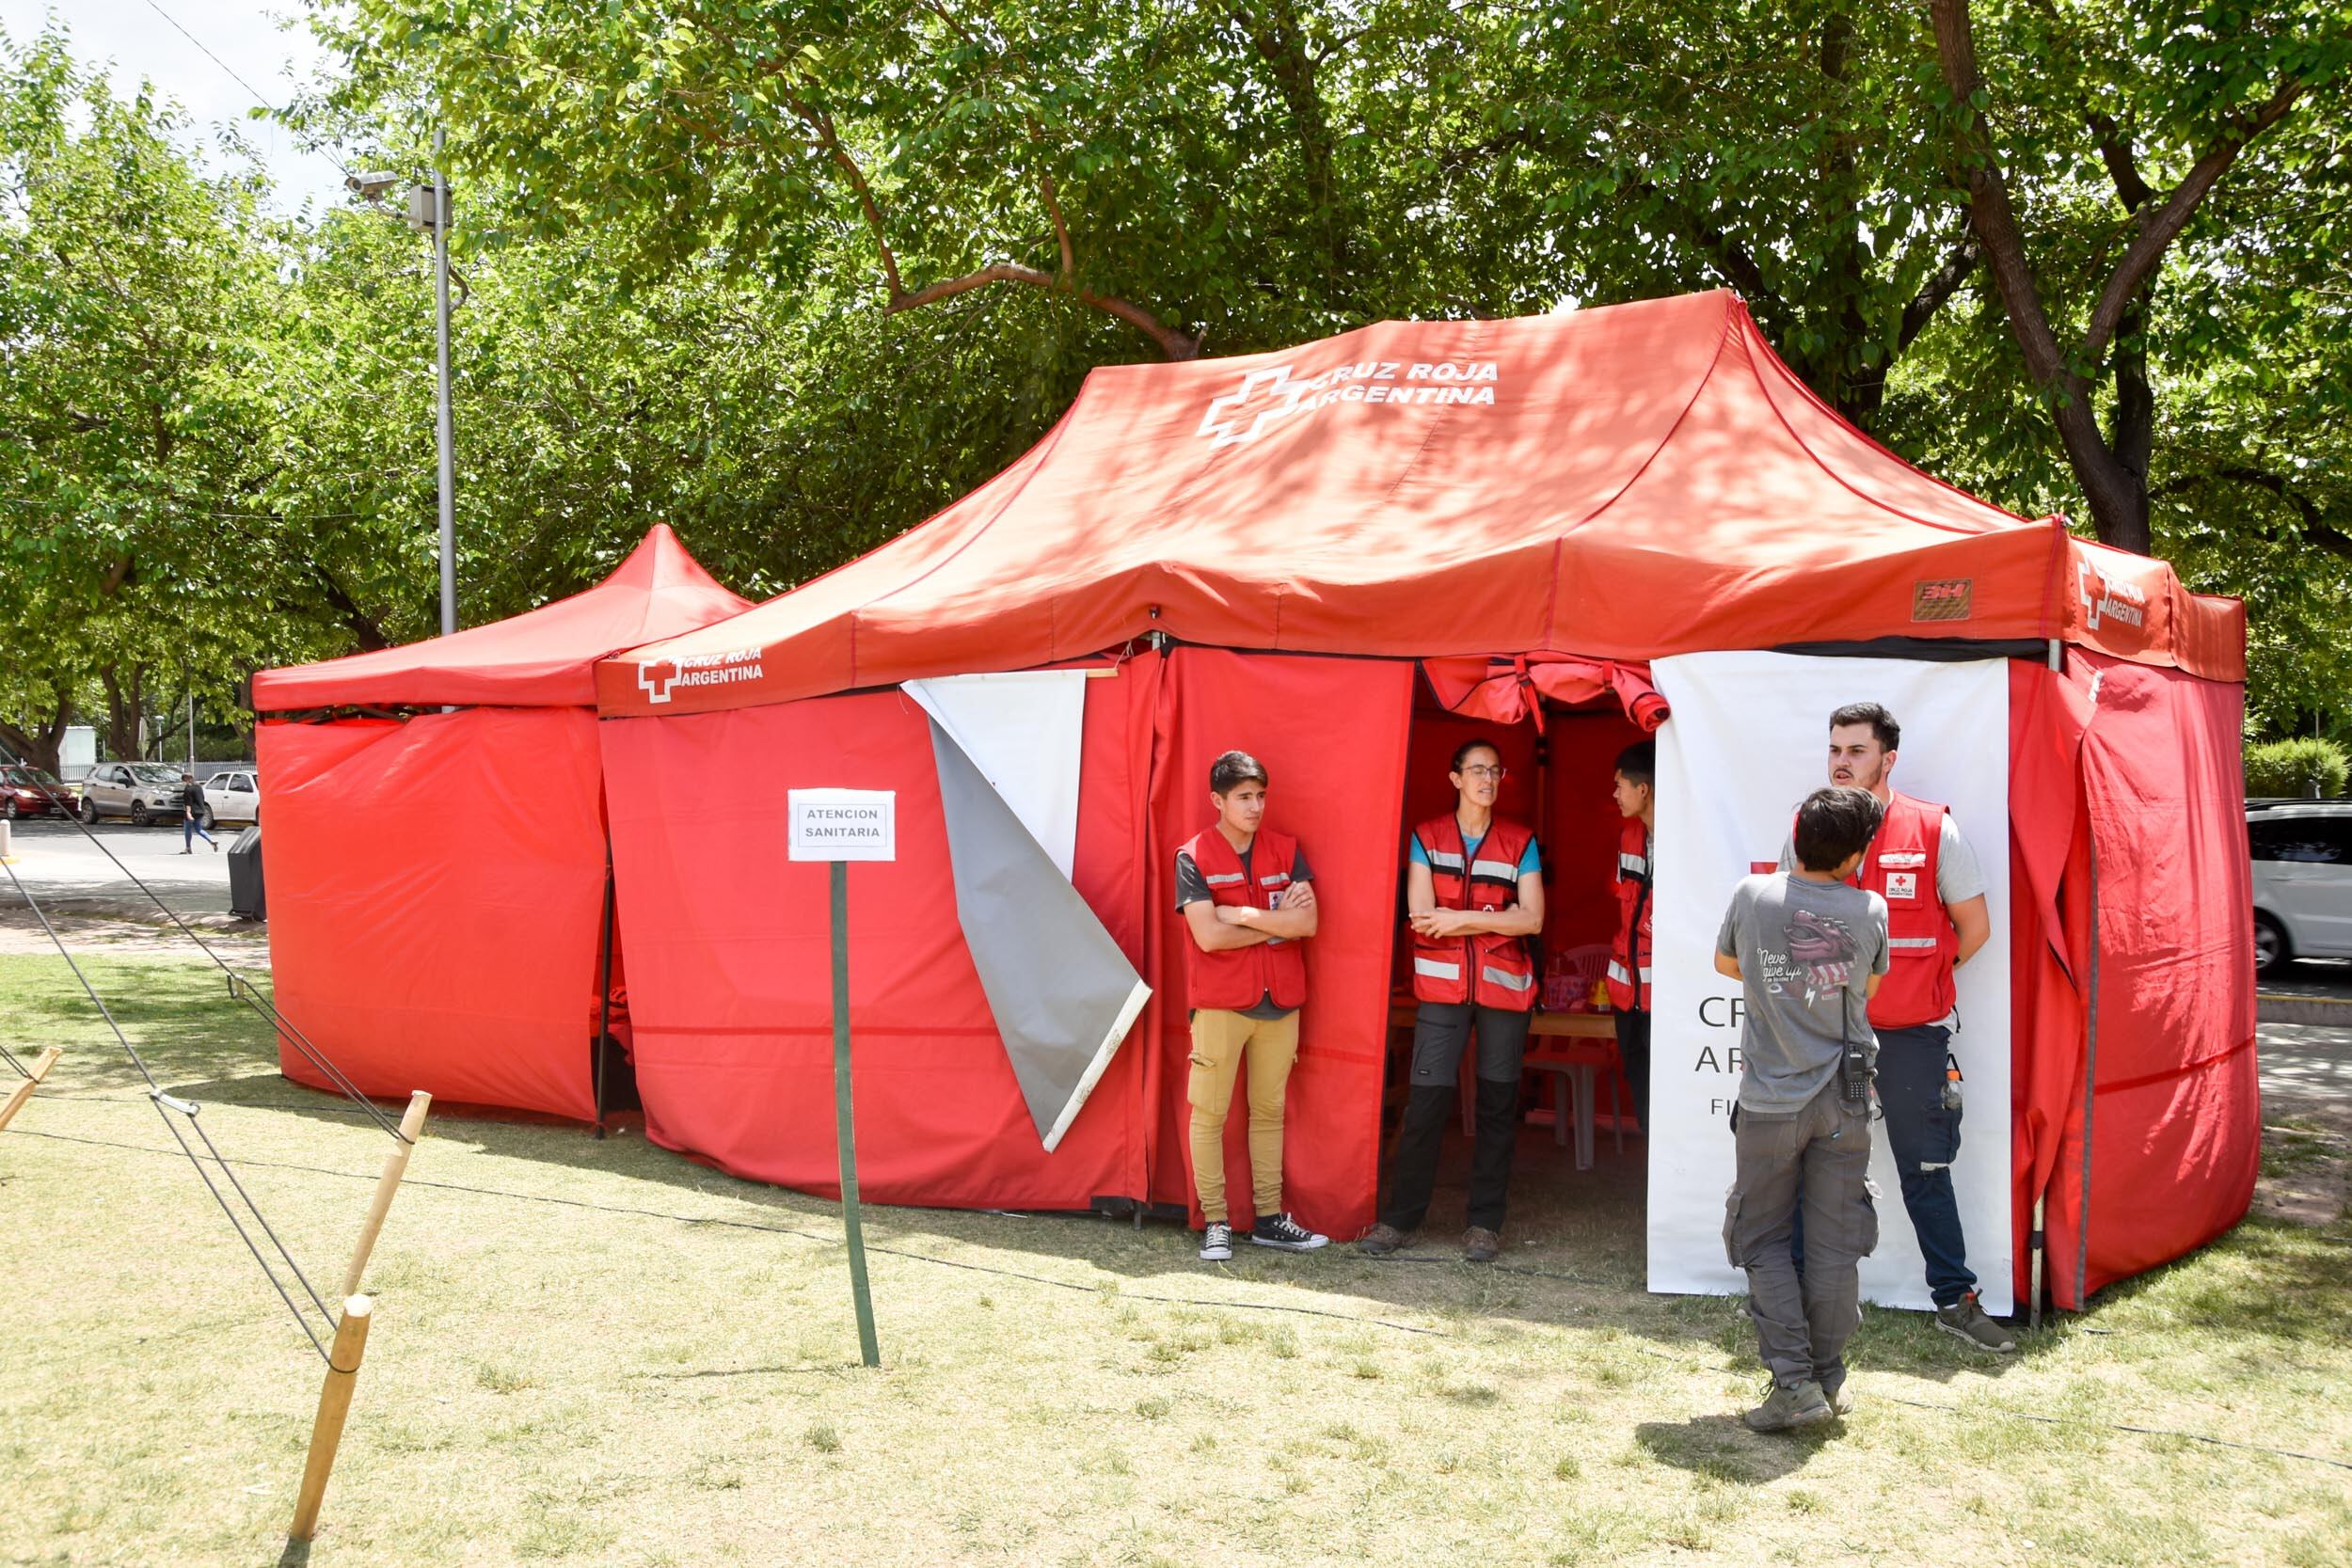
[1359,737,1545,1263]
[1717,785,1889,1431]
[1176,751,1329,1262]
[1783,702,2013,1354]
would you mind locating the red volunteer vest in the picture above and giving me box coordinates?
[1182,825,1310,1013]
[1606,818,1653,1012]
[1408,814,1538,1012]
[1849,791,1959,1029]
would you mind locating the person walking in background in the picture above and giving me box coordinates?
[1359,737,1545,1263]
[181,773,215,854]
[1782,703,2011,1354]
[1717,785,1889,1431]
[1175,750,1328,1262]
[1607,741,1657,1131]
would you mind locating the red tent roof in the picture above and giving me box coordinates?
[596,293,2241,717]
[258,524,752,710]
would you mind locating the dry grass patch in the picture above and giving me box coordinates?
[1,951,2348,1567]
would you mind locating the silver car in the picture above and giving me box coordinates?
[2249,800,2352,976]
[77,762,190,827]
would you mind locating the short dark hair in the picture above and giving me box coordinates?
[1209,750,1268,794]
[1829,702,1899,752]
[1450,737,1502,772]
[1613,740,1655,786]
[1794,786,1883,871]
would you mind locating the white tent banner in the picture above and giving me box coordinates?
[1647,652,2013,1314]
[905,671,1087,879]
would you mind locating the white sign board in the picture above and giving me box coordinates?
[789,789,898,863]
[1647,652,2013,1315]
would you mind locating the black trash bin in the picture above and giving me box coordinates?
[228,825,265,921]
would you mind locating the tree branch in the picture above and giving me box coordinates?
[1898,233,1980,351]
[1040,170,1074,282]
[310,563,390,651]
[2163,467,2352,562]
[2082,79,2304,363]
[777,84,1198,357]
[2087,111,2153,213]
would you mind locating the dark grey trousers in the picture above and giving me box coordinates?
[1724,1081,1879,1391]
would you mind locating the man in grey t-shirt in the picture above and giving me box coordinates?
[1714,786,1889,1432]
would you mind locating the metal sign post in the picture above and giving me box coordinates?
[788,788,897,1369]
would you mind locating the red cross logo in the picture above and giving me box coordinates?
[1197,365,1307,449]
[636,658,681,704]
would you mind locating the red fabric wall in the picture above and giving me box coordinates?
[596,660,1157,1209]
[1143,650,1416,1238]
[2004,655,2257,1309]
[258,710,607,1121]
[2073,653,2259,1298]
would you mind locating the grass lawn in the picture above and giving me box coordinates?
[3,947,2349,1567]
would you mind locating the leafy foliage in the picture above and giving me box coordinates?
[2246,736,2349,798]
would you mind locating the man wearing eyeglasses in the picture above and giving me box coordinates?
[1360,738,1545,1263]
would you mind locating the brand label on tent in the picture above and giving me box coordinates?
[789,790,897,862]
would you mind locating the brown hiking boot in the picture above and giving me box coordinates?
[1357,1222,1409,1256]
[1463,1226,1502,1263]
[1933,1291,2018,1354]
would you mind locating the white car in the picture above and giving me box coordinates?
[199,768,262,829]
[2249,801,2352,976]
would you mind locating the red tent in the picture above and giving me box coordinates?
[589,292,2250,1309]
[253,525,752,1121]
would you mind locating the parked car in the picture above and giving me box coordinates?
[199,768,261,829]
[77,762,190,827]
[2249,800,2352,976]
[0,764,72,819]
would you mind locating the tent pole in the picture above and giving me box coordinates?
[2028,1193,2045,1331]
[2076,830,2101,1307]
[593,840,616,1139]
[2029,638,2058,1330]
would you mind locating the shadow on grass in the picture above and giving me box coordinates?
[1633,1415,1830,1482]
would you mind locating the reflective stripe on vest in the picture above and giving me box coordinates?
[1409,813,1537,1012]
[1853,791,1959,1029]
[1607,817,1654,1011]
[1182,826,1310,1012]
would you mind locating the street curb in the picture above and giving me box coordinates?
[2257,992,2352,1027]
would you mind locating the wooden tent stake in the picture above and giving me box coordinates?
[0,1047,62,1132]
[289,1295,373,1542]
[341,1091,431,1299]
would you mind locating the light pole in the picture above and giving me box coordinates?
[361,136,459,640]
[409,130,456,638]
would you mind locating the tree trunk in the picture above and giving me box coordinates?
[0,681,72,775]
[99,663,145,764]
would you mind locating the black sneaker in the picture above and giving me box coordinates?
[1198,1222,1232,1262]
[1249,1212,1328,1252]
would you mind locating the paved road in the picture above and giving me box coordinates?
[1,816,242,921]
